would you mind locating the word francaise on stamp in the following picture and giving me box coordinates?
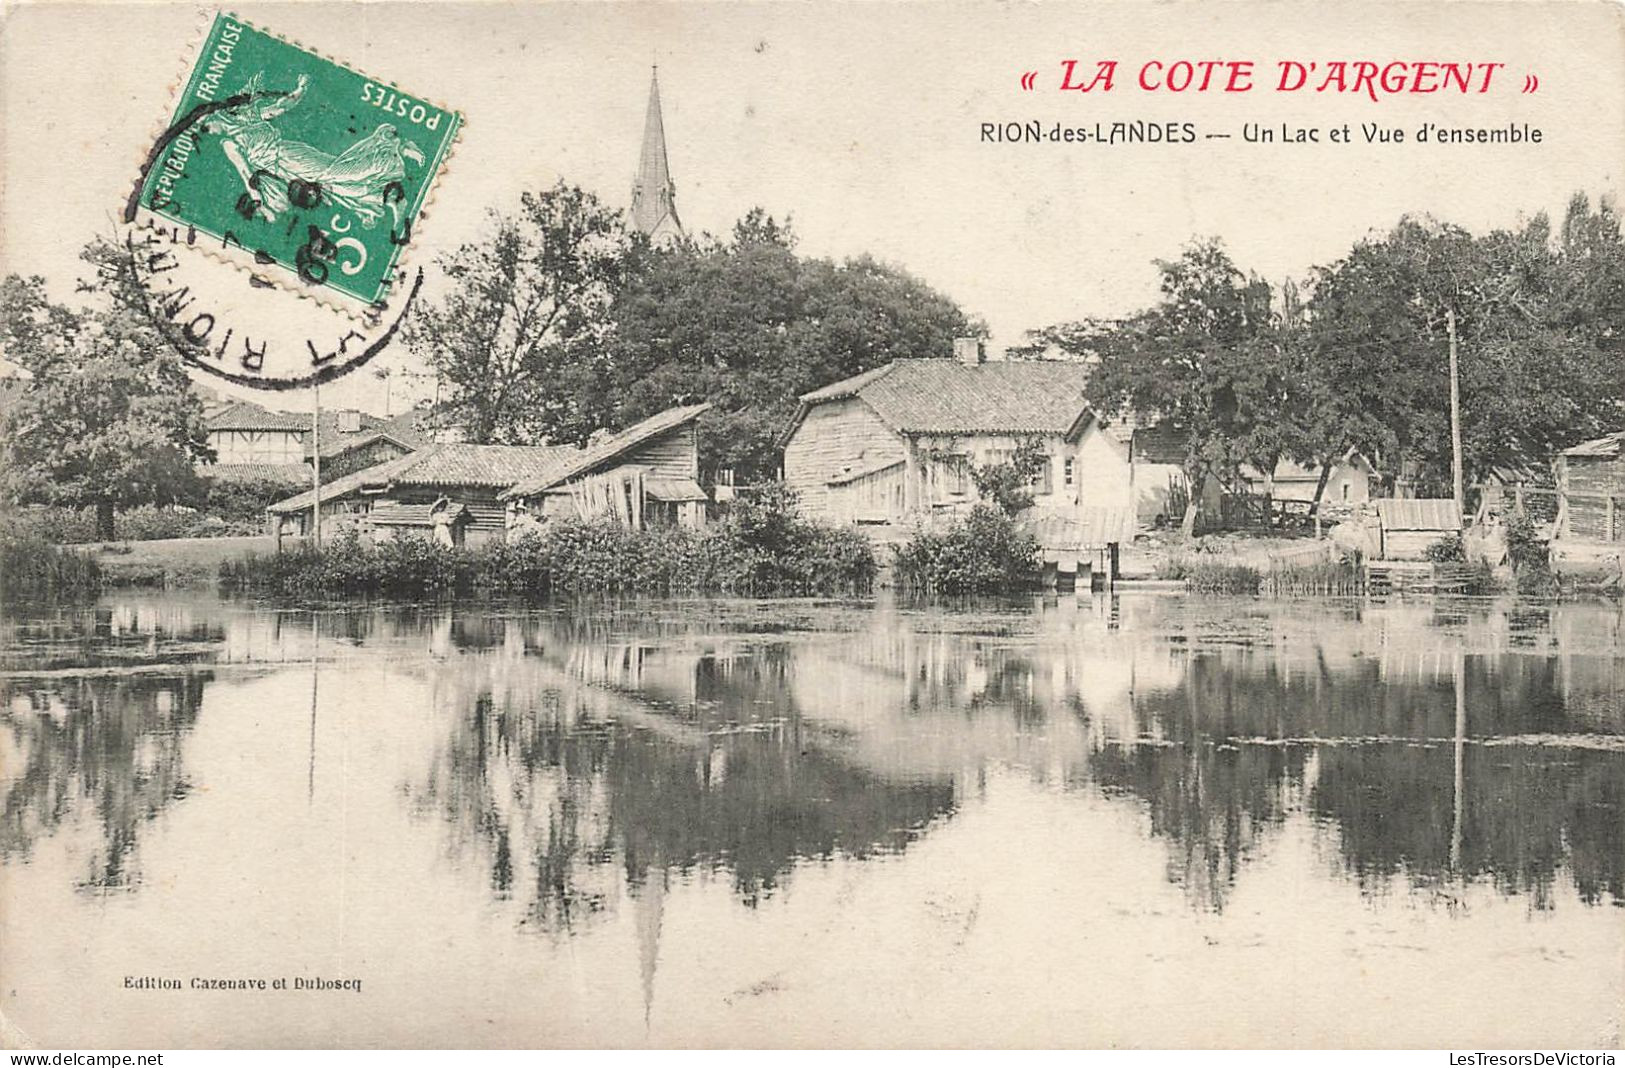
[134,13,462,309]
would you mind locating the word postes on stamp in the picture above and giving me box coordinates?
[133,13,461,311]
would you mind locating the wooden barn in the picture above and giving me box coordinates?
[501,404,711,529]
[267,444,574,547]
[1556,431,1625,544]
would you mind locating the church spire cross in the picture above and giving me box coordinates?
[631,67,684,244]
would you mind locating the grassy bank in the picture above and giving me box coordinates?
[0,533,102,606]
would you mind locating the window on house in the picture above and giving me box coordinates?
[1341,482,1350,501]
[946,455,970,495]
[1063,457,1075,487]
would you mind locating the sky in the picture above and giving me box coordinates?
[2,0,1622,414]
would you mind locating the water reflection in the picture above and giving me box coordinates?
[2,661,209,890]
[411,631,959,929]
[2,594,1621,924]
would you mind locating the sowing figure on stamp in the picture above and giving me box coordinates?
[205,71,427,229]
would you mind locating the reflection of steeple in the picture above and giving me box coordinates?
[630,67,684,245]
[634,869,666,1028]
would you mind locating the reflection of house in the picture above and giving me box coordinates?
[268,444,574,547]
[1556,431,1624,544]
[780,341,1192,533]
[501,404,711,529]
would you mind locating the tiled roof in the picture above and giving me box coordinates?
[269,444,575,513]
[207,402,310,432]
[503,403,711,498]
[315,429,420,459]
[207,402,392,448]
[1128,422,1188,466]
[794,359,1092,436]
[203,463,311,485]
[1562,431,1625,458]
[404,444,576,488]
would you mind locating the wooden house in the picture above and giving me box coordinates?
[1556,431,1625,544]
[1239,455,1374,507]
[501,404,711,529]
[267,444,575,547]
[779,342,1190,535]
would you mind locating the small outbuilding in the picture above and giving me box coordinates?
[1556,431,1625,544]
[1372,498,1461,560]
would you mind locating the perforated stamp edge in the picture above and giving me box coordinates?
[122,8,464,325]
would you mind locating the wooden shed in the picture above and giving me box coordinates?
[501,404,711,529]
[1556,431,1625,544]
[1373,498,1461,560]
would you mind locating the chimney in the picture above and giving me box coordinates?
[953,336,984,366]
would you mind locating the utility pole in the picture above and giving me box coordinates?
[1447,308,1464,518]
[311,384,323,545]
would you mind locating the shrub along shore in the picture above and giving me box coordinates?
[221,488,877,600]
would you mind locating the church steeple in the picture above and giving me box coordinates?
[631,67,684,245]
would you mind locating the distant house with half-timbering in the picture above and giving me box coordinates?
[778,341,1193,535]
[202,400,424,487]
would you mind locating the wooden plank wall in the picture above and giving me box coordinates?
[783,399,907,520]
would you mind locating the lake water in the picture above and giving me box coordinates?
[2,592,1621,1048]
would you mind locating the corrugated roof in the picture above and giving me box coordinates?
[269,444,575,513]
[1373,498,1460,531]
[798,359,1091,436]
[1022,505,1135,550]
[1562,431,1625,458]
[503,403,710,498]
[645,477,708,502]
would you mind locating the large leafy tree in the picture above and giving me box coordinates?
[1031,239,1286,537]
[1304,199,1625,494]
[557,210,980,482]
[1,274,213,539]
[404,182,633,444]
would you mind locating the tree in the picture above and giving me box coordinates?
[1,274,213,539]
[557,211,980,482]
[1034,239,1284,538]
[404,182,633,444]
[1303,203,1625,494]
[971,439,1047,516]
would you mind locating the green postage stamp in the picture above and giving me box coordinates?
[135,13,462,308]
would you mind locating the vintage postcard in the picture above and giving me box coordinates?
[1,0,1622,1053]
